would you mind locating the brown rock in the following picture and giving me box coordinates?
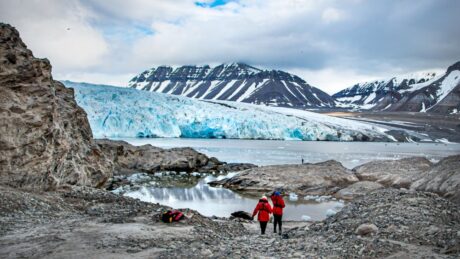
[353,157,432,188]
[210,160,358,196]
[411,155,460,205]
[355,223,379,236]
[0,23,113,190]
[96,139,209,174]
[334,181,384,200]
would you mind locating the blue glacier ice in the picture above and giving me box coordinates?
[63,81,395,141]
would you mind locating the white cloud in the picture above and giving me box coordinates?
[0,0,109,73]
[321,8,345,23]
[1,0,458,93]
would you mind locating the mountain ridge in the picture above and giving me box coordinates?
[129,63,336,108]
[333,61,460,114]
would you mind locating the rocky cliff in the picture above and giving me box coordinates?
[0,23,113,190]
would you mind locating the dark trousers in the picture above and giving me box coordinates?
[259,221,268,234]
[273,214,282,233]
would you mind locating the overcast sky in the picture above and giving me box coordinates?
[1,0,459,94]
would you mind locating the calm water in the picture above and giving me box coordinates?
[115,138,460,168]
[123,173,342,221]
[115,138,460,220]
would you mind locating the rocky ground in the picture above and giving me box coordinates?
[2,186,459,258]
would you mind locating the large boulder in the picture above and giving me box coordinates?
[0,23,113,190]
[353,157,432,188]
[209,160,358,196]
[411,155,460,205]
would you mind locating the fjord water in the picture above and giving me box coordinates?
[116,138,460,220]
[116,138,460,168]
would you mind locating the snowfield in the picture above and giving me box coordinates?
[64,81,395,141]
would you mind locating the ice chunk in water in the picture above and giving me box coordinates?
[289,193,299,201]
[326,209,337,217]
[301,215,312,221]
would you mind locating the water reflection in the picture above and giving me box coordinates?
[124,174,343,221]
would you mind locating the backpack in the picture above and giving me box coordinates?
[161,210,173,223]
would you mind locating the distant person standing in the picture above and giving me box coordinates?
[252,196,272,235]
[301,157,304,164]
[270,191,285,235]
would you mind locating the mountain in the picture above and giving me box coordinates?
[63,81,398,142]
[333,61,460,114]
[128,63,335,108]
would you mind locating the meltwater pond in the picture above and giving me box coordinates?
[122,173,343,221]
[114,138,460,168]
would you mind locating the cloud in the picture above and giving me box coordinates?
[0,0,109,72]
[321,8,345,23]
[1,0,459,92]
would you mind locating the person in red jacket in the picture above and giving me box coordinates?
[252,196,272,234]
[270,191,285,235]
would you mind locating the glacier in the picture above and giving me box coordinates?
[63,81,396,141]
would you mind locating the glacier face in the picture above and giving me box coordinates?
[63,81,394,141]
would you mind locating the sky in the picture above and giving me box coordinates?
[1,0,459,94]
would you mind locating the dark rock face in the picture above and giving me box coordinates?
[129,63,335,108]
[0,23,113,190]
[334,63,460,114]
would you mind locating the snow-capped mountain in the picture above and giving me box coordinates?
[334,61,460,114]
[62,81,396,142]
[128,63,335,108]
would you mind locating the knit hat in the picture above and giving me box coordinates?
[261,196,268,200]
[274,191,281,196]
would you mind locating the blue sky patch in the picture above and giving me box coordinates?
[195,0,232,8]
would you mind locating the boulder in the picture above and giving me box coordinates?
[355,223,379,236]
[231,211,253,220]
[0,23,113,190]
[353,157,432,188]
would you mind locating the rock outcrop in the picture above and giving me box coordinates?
[353,157,432,188]
[96,139,255,176]
[334,181,384,200]
[209,160,358,196]
[0,23,113,190]
[411,155,460,204]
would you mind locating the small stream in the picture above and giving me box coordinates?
[118,173,343,221]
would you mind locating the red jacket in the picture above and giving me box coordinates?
[252,199,272,222]
[270,195,285,216]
